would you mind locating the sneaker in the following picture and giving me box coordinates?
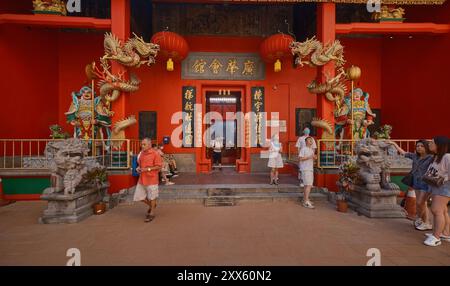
[415,222,433,231]
[414,218,423,228]
[423,235,441,247]
[302,200,315,209]
[171,174,179,178]
[425,233,450,242]
[165,181,175,185]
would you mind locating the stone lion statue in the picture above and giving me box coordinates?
[45,139,107,195]
[355,138,400,192]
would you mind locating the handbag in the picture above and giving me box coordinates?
[401,160,420,187]
[401,173,413,187]
[422,175,445,187]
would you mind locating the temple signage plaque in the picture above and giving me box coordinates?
[182,52,265,80]
[182,86,196,148]
[250,87,266,147]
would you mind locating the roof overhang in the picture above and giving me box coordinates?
[153,0,447,5]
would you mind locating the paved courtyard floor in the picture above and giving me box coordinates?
[0,200,449,266]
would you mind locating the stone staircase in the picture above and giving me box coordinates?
[114,183,329,208]
[204,188,236,207]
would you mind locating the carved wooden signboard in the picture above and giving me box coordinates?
[182,86,196,147]
[251,87,266,147]
[182,52,265,80]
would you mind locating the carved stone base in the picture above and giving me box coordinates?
[39,183,109,224]
[347,186,406,218]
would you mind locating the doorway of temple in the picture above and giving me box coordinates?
[205,90,242,169]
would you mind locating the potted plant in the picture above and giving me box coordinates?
[49,124,70,139]
[336,159,360,212]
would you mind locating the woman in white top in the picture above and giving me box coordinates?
[268,134,283,185]
[423,136,450,247]
[295,127,317,187]
[298,137,317,209]
[211,137,223,170]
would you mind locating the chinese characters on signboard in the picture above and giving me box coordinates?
[182,53,265,81]
[251,87,266,147]
[182,86,196,147]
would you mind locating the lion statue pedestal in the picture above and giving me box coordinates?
[40,186,109,224]
[39,139,109,224]
[347,187,405,218]
[346,139,406,218]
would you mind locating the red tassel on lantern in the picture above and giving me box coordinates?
[151,31,189,72]
[260,33,294,72]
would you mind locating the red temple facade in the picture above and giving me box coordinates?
[0,0,449,199]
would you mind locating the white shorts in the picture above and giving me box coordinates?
[133,184,159,201]
[301,170,314,186]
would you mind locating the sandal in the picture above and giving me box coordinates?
[145,214,155,222]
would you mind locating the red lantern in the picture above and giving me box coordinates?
[260,33,294,72]
[151,31,189,71]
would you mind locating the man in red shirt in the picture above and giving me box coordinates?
[133,138,162,222]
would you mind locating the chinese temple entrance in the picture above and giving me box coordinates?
[206,90,242,167]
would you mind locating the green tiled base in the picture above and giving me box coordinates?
[2,177,50,195]
[391,176,408,192]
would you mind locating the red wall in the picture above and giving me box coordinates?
[340,37,382,109]
[127,35,318,154]
[126,35,383,153]
[0,26,59,138]
[3,16,446,143]
[380,2,450,139]
[381,33,450,139]
[0,26,103,139]
[57,32,104,133]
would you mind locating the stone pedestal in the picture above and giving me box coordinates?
[39,183,109,224]
[347,185,406,218]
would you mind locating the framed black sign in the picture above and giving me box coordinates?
[295,108,316,137]
[139,111,157,141]
[251,87,265,147]
[182,86,196,147]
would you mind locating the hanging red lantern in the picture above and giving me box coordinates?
[260,33,294,72]
[151,31,189,71]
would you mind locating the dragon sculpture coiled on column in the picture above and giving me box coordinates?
[66,32,160,148]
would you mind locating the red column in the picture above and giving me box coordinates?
[316,3,336,137]
[315,3,336,185]
[110,0,130,128]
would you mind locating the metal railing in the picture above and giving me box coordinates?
[0,139,130,170]
[316,139,419,169]
[288,139,420,169]
[0,138,420,171]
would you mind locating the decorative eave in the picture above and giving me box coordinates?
[228,0,447,4]
[154,0,447,5]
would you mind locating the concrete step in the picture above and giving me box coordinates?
[204,197,236,207]
[119,185,329,205]
[159,183,323,194]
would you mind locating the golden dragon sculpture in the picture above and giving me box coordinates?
[311,117,335,149]
[102,32,160,68]
[110,116,138,149]
[290,36,351,145]
[79,32,159,148]
[307,70,348,116]
[290,36,345,68]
